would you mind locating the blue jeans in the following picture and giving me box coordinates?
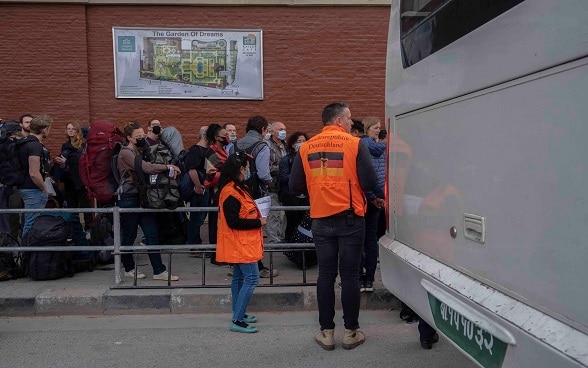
[360,202,380,283]
[231,262,259,322]
[117,196,166,275]
[19,188,49,237]
[312,214,364,330]
[187,190,210,245]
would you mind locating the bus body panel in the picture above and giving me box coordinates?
[382,0,588,366]
[387,0,588,115]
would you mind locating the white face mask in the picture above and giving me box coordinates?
[293,143,302,152]
[229,135,236,142]
[264,133,272,140]
[278,130,287,141]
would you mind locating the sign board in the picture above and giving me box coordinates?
[113,27,263,99]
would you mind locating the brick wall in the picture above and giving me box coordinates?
[1,4,389,155]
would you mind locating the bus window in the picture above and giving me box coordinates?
[401,0,525,67]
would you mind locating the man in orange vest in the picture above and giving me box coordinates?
[290,102,378,351]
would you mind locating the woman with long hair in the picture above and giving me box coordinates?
[216,151,266,333]
[53,122,92,232]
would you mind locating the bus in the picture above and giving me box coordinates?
[380,1,588,367]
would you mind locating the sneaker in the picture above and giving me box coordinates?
[243,314,257,323]
[230,320,257,333]
[259,268,278,278]
[124,269,146,279]
[315,329,335,351]
[360,281,366,292]
[153,271,179,281]
[342,329,365,350]
[364,281,374,292]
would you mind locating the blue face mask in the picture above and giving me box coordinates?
[278,130,287,141]
[244,168,251,181]
[293,143,302,152]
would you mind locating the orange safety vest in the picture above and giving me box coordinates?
[299,125,367,218]
[216,182,264,264]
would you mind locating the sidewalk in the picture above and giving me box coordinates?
[0,246,398,317]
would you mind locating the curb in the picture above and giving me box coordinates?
[0,287,399,316]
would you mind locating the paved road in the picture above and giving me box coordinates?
[0,310,476,368]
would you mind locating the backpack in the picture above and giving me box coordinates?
[283,211,317,269]
[0,125,33,187]
[0,232,25,281]
[176,147,193,202]
[135,143,181,209]
[239,140,267,200]
[89,212,115,264]
[22,215,75,281]
[176,144,207,202]
[79,121,124,204]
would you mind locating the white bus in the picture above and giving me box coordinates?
[380,1,588,367]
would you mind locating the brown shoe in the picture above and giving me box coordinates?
[342,329,365,350]
[315,329,335,351]
[259,267,278,278]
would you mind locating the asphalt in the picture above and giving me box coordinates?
[0,227,398,317]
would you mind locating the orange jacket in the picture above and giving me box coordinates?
[299,125,367,218]
[216,182,264,264]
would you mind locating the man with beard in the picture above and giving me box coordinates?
[17,114,52,237]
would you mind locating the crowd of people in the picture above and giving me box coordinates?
[0,104,437,349]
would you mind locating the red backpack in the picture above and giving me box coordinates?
[79,121,124,205]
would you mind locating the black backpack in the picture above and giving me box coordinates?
[238,140,267,200]
[0,132,32,187]
[89,213,115,264]
[22,215,75,281]
[134,143,181,209]
[175,145,194,202]
[0,232,25,281]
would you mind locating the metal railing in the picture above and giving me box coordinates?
[0,205,315,289]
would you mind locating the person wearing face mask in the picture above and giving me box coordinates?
[116,121,181,281]
[146,118,162,146]
[203,123,229,265]
[264,121,288,245]
[216,150,267,333]
[233,115,276,278]
[278,131,309,242]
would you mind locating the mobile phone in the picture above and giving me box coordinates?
[344,208,355,226]
[168,166,174,178]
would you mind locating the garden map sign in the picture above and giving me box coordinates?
[113,27,263,100]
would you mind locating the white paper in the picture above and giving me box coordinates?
[254,196,271,218]
[44,177,57,197]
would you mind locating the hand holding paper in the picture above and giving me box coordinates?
[254,196,272,218]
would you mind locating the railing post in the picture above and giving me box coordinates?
[113,206,122,285]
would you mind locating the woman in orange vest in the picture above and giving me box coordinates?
[216,150,267,333]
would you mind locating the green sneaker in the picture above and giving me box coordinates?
[243,314,257,323]
[230,321,258,333]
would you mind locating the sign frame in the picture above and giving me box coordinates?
[112,27,264,100]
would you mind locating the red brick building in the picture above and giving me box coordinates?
[1,1,389,155]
